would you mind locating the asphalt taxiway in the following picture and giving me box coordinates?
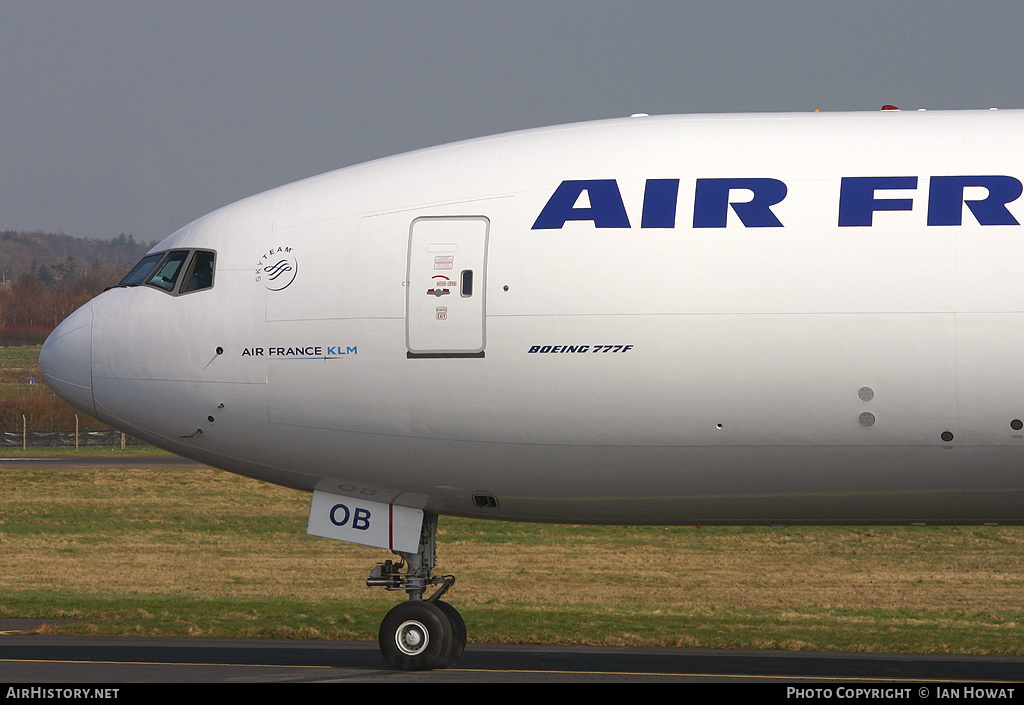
[0,629,1022,683]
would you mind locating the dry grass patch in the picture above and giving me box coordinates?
[1,463,1023,652]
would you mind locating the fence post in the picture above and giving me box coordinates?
[75,415,79,452]
[22,414,26,450]
[121,432,126,450]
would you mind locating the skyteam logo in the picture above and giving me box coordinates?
[256,246,298,291]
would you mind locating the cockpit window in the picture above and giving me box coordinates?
[146,250,190,291]
[116,249,217,295]
[181,251,215,293]
[117,253,165,287]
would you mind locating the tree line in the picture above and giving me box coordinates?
[0,232,153,345]
[0,231,154,435]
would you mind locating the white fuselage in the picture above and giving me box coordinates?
[41,109,1024,525]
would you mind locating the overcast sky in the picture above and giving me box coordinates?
[2,1,1022,241]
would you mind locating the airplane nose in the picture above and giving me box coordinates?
[39,303,96,417]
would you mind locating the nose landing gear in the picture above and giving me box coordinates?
[367,513,467,670]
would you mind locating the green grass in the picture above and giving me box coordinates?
[0,345,42,388]
[0,592,386,641]
[2,591,1021,654]
[0,445,171,458]
[0,345,42,368]
[1,461,1023,654]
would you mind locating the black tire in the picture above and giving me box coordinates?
[434,600,467,667]
[379,600,454,671]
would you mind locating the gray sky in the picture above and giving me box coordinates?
[2,1,1022,241]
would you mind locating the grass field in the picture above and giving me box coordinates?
[0,345,110,432]
[0,345,41,381]
[0,346,42,397]
[1,460,1023,654]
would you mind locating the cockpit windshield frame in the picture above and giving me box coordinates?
[115,249,217,296]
